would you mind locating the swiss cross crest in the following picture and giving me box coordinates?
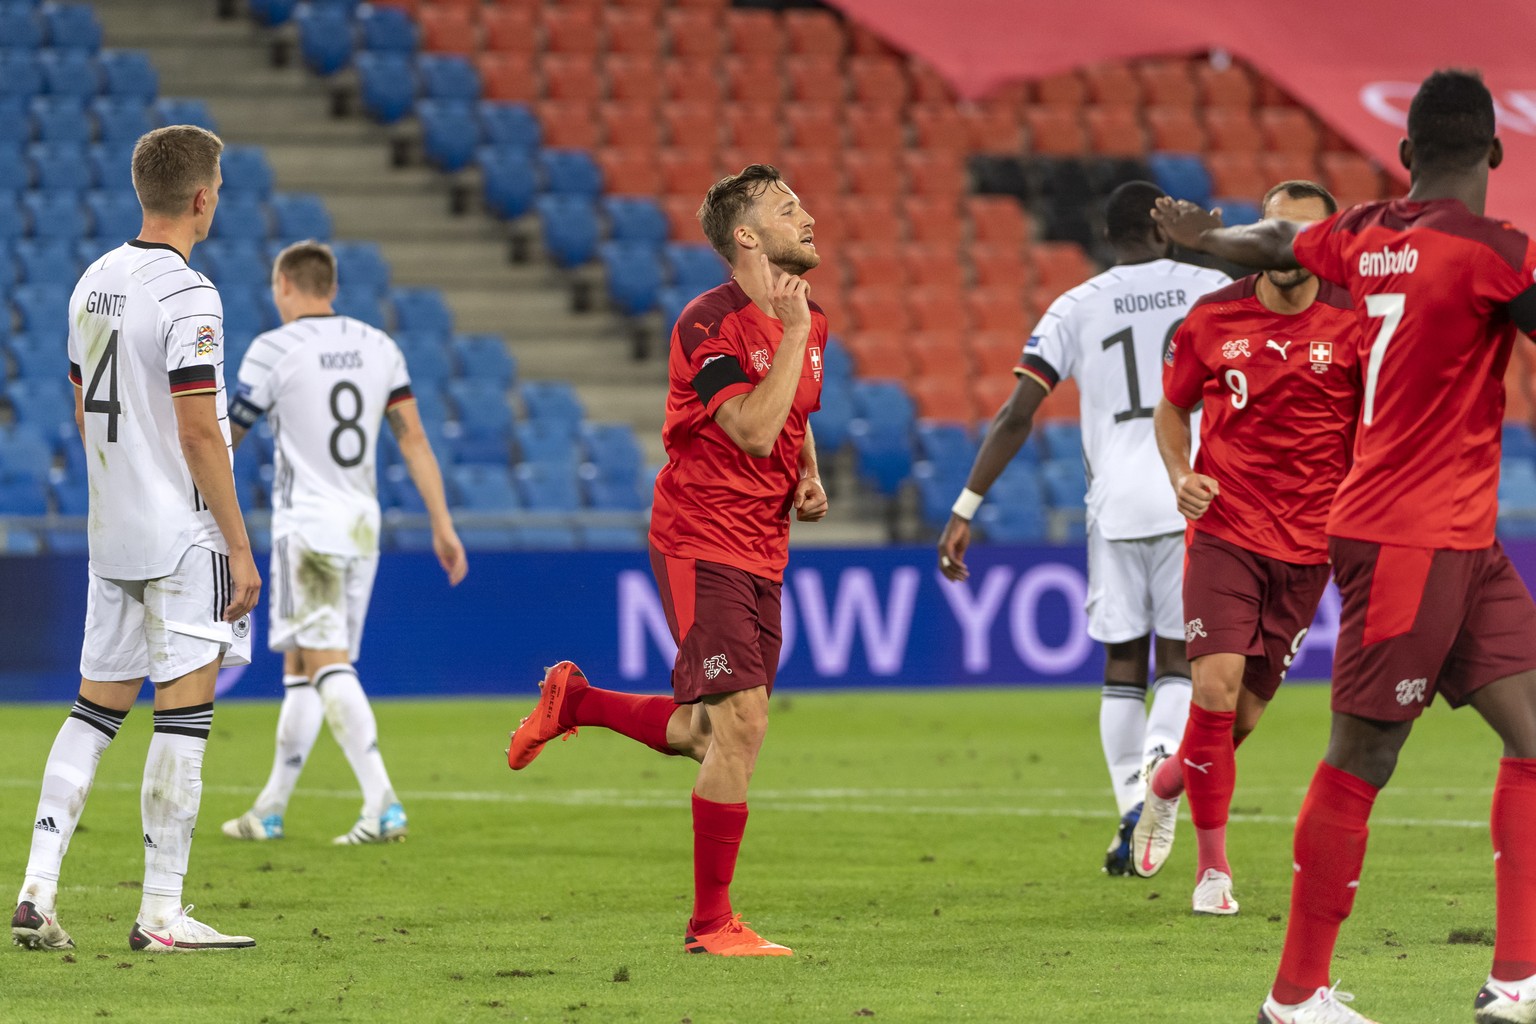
[750,349,772,373]
[1309,341,1332,364]
[808,346,822,381]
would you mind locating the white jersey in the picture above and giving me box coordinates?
[1017,258,1231,540]
[231,315,412,558]
[67,241,232,580]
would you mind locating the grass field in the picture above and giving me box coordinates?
[0,684,1508,1023]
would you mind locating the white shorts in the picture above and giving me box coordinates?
[80,545,253,684]
[1085,525,1185,644]
[268,533,377,661]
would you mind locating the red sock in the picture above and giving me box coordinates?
[560,685,679,756]
[1492,758,1536,981]
[689,793,748,935]
[1180,705,1237,877]
[1272,761,1378,1005]
[1152,729,1249,800]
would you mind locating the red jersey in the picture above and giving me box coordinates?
[1164,275,1362,564]
[1293,199,1536,549]
[649,280,828,581]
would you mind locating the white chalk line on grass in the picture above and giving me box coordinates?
[0,777,1490,830]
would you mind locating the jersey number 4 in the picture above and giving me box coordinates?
[83,329,121,442]
[1362,293,1404,427]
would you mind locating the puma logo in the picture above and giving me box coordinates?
[1266,339,1293,359]
[693,321,716,334]
[1183,758,1213,774]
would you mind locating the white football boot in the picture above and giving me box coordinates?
[1475,973,1536,1023]
[333,801,408,845]
[11,902,73,950]
[1131,752,1180,878]
[129,905,255,951]
[1259,984,1381,1023]
[1192,867,1239,915]
[221,809,284,841]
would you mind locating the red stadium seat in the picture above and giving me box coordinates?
[909,331,972,375]
[1137,60,1198,107]
[726,9,784,58]
[960,103,1022,154]
[784,9,845,58]
[666,10,724,61]
[968,287,1032,332]
[908,376,977,421]
[841,196,905,246]
[845,150,905,198]
[664,63,723,106]
[723,102,783,150]
[904,196,964,248]
[610,0,666,9]
[1198,63,1256,110]
[1255,76,1293,108]
[909,285,968,332]
[906,151,968,197]
[839,330,911,377]
[1083,63,1142,108]
[1203,153,1266,205]
[902,243,965,291]
[1084,105,1145,157]
[477,53,538,103]
[985,81,1032,115]
[661,149,719,196]
[544,56,603,103]
[778,149,845,197]
[481,7,537,55]
[849,57,910,105]
[1260,107,1322,156]
[910,105,968,153]
[537,100,601,150]
[663,103,720,148]
[972,374,1020,419]
[1031,242,1094,294]
[1146,106,1206,153]
[805,201,843,250]
[967,195,1032,248]
[544,8,601,55]
[371,0,419,15]
[847,104,906,152]
[601,102,661,149]
[843,243,907,288]
[1024,106,1087,156]
[1259,152,1319,187]
[1035,71,1087,107]
[417,7,477,55]
[598,149,665,196]
[603,9,662,56]
[1035,377,1081,421]
[662,193,702,240]
[673,0,728,9]
[848,20,898,58]
[1203,108,1265,152]
[969,243,1030,288]
[726,56,784,105]
[787,55,845,104]
[847,289,912,333]
[1321,152,1389,206]
[786,103,844,153]
[604,55,664,104]
[907,61,955,105]
[427,0,480,10]
[970,330,1025,376]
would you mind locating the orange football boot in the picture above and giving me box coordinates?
[507,661,588,770]
[683,915,794,957]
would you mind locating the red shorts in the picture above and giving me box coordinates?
[1330,537,1536,722]
[649,547,782,705]
[1183,531,1332,702]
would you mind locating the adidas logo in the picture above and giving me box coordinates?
[143,833,157,849]
[34,817,59,834]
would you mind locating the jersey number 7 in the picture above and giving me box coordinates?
[83,329,121,442]
[1362,293,1404,428]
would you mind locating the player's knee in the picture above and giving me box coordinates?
[1326,740,1400,789]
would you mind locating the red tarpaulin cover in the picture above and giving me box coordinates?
[824,0,1536,230]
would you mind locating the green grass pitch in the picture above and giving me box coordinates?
[0,685,1507,1022]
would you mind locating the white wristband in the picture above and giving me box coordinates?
[951,488,984,521]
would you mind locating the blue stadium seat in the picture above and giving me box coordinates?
[197,239,267,287]
[447,379,513,464]
[1215,199,1262,227]
[23,191,83,245]
[207,196,267,241]
[990,460,1045,508]
[579,523,645,549]
[31,96,91,144]
[416,54,479,103]
[91,96,154,144]
[520,380,584,429]
[849,420,914,497]
[511,524,578,549]
[29,142,91,192]
[603,196,669,249]
[381,465,425,511]
[38,49,98,98]
[42,3,101,52]
[851,379,917,434]
[0,7,44,50]
[332,287,386,328]
[1041,458,1088,508]
[976,498,1048,543]
[11,284,68,333]
[809,380,855,451]
[395,332,453,386]
[1148,153,1212,207]
[15,237,76,285]
[515,461,580,512]
[0,245,17,289]
[52,475,88,515]
[534,194,599,268]
[6,377,71,429]
[537,148,602,199]
[0,149,26,197]
[391,287,453,336]
[1505,424,1536,463]
[664,243,729,294]
[9,333,56,379]
[478,101,540,152]
[85,189,139,240]
[513,420,580,468]
[0,428,53,482]
[915,421,977,466]
[219,286,269,338]
[452,334,515,389]
[153,97,217,132]
[356,3,417,54]
[580,422,642,481]
[599,241,662,315]
[1038,421,1082,460]
[230,442,264,509]
[448,464,519,510]
[583,475,647,511]
[479,147,537,219]
[89,142,135,190]
[248,0,301,27]
[331,241,390,295]
[417,100,479,173]
[412,386,451,429]
[97,49,158,101]
[268,192,332,242]
[911,461,968,527]
[294,3,355,75]
[220,146,274,199]
[355,52,415,124]
[0,480,48,516]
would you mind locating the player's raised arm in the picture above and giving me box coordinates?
[712,253,813,457]
[173,390,260,620]
[1151,198,1303,271]
[387,398,467,585]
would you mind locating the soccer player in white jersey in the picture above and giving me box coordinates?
[938,181,1230,875]
[11,126,260,953]
[220,241,466,846]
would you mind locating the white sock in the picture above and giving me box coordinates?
[1100,686,1148,815]
[19,698,128,912]
[253,676,323,818]
[1145,674,1193,764]
[316,665,397,818]
[140,703,212,928]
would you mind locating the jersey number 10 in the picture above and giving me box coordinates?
[83,329,121,443]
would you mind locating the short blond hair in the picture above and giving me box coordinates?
[273,240,337,297]
[131,125,224,217]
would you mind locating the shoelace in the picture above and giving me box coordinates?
[1314,983,1365,1023]
[171,905,215,939]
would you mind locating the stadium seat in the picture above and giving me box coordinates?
[5,376,71,427]
[9,333,56,379]
[0,147,26,193]
[515,461,582,512]
[221,146,275,199]
[331,240,390,296]
[849,57,908,106]
[391,287,454,337]
[536,100,601,150]
[91,97,154,144]
[153,98,217,131]
[849,419,914,497]
[29,142,93,192]
[534,194,599,268]
[0,428,53,482]
[1084,106,1146,157]
[89,142,135,191]
[447,380,513,464]
[356,3,417,54]
[1042,458,1088,508]
[544,6,601,55]
[248,0,301,28]
[481,6,537,54]
[0,479,48,516]
[198,240,268,288]
[960,104,1022,154]
[521,380,585,429]
[538,149,603,199]
[1198,63,1256,109]
[976,496,1048,543]
[600,101,660,150]
[15,238,75,287]
[333,289,386,328]
[846,104,905,152]
[1038,421,1083,461]
[417,54,479,103]
[606,55,664,105]
[418,100,479,172]
[1322,152,1388,205]
[665,9,724,62]
[906,151,968,197]
[452,334,515,389]
[1204,108,1265,152]
[32,97,91,144]
[1036,70,1087,106]
[417,5,476,54]
[478,101,540,152]
[599,241,663,316]
[1204,152,1265,204]
[579,523,646,548]
[355,53,416,123]
[394,331,453,385]
[268,193,332,242]
[1137,60,1197,106]
[84,189,138,241]
[1260,107,1321,155]
[97,49,158,101]
[479,147,538,219]
[42,3,102,52]
[909,105,967,154]
[0,6,45,51]
[1259,152,1319,187]
[23,193,86,243]
[1147,153,1213,206]
[38,50,98,99]
[295,4,355,75]
[207,196,271,244]
[52,475,89,516]
[723,101,781,150]
[1145,106,1205,153]
[542,54,602,104]
[664,243,727,294]
[448,464,519,510]
[477,53,538,103]
[602,196,669,250]
[908,377,976,421]
[1023,107,1087,156]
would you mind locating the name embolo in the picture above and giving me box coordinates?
[1357,246,1419,276]
[1113,289,1187,315]
[85,292,127,316]
[320,351,364,370]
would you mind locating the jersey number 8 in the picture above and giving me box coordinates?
[329,381,366,468]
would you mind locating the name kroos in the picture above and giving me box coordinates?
[1357,246,1419,276]
[320,351,364,370]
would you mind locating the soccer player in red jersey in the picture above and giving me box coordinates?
[1134,181,1362,920]
[1155,70,1536,1024]
[506,165,828,957]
